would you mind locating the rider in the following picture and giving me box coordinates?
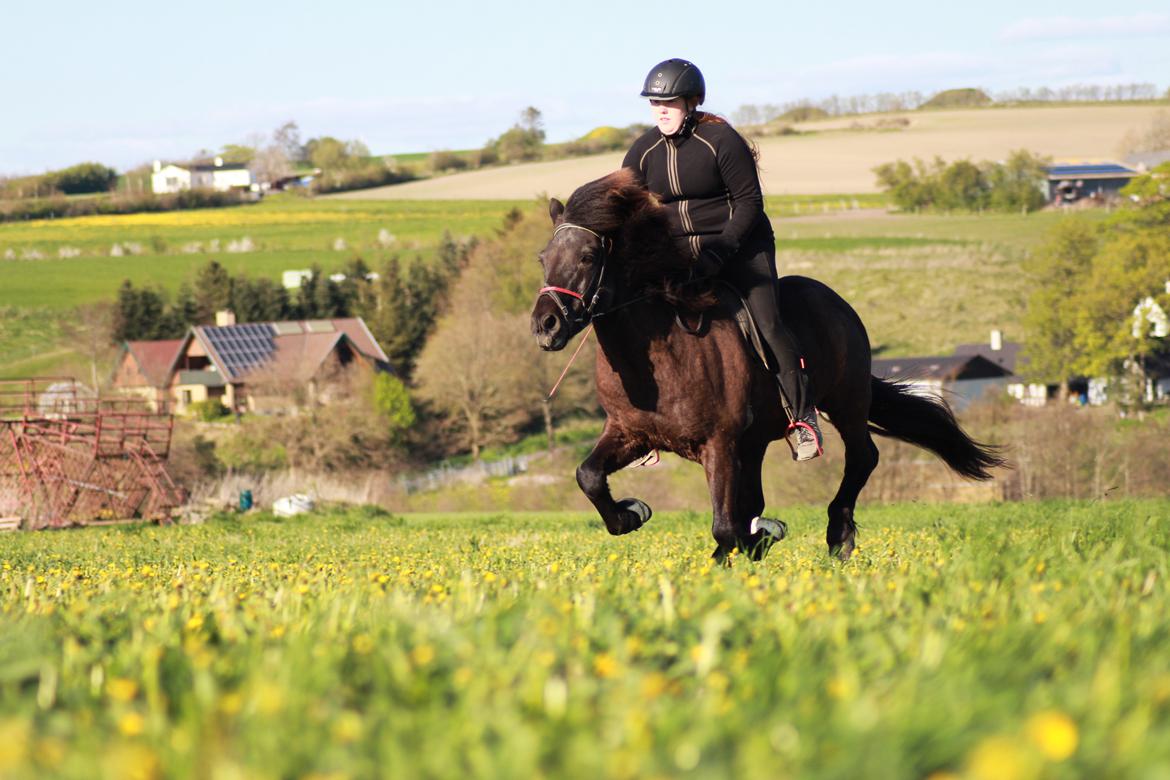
[623,58,823,460]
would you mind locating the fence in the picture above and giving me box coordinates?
[0,378,184,529]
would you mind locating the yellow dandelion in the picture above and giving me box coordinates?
[352,634,375,655]
[1026,711,1078,761]
[118,712,146,737]
[107,678,139,702]
[640,672,669,699]
[966,735,1034,780]
[410,644,436,667]
[593,653,620,679]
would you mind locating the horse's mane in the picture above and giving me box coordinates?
[561,169,717,311]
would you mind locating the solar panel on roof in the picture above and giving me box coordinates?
[1047,164,1136,177]
[204,323,277,378]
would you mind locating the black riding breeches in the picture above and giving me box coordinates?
[719,239,812,418]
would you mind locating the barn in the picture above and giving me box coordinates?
[1046,162,1138,204]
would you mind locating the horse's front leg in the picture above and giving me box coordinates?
[577,424,651,535]
[702,437,742,563]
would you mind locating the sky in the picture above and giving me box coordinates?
[1,0,1168,175]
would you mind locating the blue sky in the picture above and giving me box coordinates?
[1,0,1168,174]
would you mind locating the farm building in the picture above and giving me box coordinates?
[1045,162,1138,204]
[113,314,390,415]
[113,339,186,412]
[871,353,1012,410]
[151,157,253,194]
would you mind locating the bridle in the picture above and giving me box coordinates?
[538,222,613,328]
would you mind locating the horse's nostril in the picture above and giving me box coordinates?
[543,315,559,332]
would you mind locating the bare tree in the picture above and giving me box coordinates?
[63,303,116,390]
[414,310,532,459]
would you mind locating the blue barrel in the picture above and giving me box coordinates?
[239,489,253,511]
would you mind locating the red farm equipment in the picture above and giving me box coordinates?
[0,378,185,530]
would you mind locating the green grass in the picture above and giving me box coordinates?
[0,195,527,310]
[0,501,1167,778]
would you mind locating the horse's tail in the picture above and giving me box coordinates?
[867,377,1006,480]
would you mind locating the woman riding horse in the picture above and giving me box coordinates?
[624,58,823,461]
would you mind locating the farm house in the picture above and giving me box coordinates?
[113,313,391,415]
[151,156,254,194]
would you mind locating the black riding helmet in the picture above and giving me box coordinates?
[640,59,706,105]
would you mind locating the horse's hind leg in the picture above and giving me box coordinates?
[577,424,651,536]
[827,417,879,561]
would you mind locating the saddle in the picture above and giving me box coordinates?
[675,280,771,371]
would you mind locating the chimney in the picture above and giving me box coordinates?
[215,310,236,327]
[990,329,1003,351]
[152,160,161,173]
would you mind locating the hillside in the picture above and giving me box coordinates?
[334,104,1165,199]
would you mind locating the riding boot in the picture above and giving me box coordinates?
[777,368,824,462]
[718,238,824,461]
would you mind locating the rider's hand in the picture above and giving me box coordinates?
[694,249,723,278]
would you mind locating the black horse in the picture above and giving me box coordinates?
[530,170,1003,561]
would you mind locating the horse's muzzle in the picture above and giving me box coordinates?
[531,305,567,351]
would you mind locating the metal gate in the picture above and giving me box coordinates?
[0,378,184,529]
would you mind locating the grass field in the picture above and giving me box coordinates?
[0,192,1108,376]
[0,501,1166,778]
[0,196,526,377]
[340,104,1165,199]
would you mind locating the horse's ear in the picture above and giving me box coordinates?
[549,198,565,224]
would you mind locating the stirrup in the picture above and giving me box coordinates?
[784,414,823,462]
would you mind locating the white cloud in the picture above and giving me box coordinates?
[1002,13,1170,41]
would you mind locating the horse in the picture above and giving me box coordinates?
[530,169,1004,562]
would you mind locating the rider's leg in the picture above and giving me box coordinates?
[719,241,823,461]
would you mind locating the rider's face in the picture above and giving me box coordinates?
[650,98,688,136]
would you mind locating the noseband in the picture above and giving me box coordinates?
[538,222,612,327]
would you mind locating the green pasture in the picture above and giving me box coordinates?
[0,193,1111,376]
[0,196,526,310]
[0,501,1167,778]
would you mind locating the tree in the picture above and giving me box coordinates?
[1022,220,1099,391]
[413,309,532,459]
[273,120,304,164]
[485,107,547,163]
[193,261,233,324]
[372,373,416,442]
[63,303,115,389]
[112,281,173,341]
[45,162,117,195]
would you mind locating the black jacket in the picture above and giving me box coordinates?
[622,119,773,264]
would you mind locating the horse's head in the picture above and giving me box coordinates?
[531,168,686,350]
[530,196,613,351]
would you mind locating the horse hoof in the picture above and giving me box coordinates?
[829,538,856,561]
[750,516,787,541]
[615,498,652,534]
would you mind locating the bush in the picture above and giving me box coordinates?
[44,162,118,195]
[429,150,471,173]
[779,105,830,122]
[309,164,415,195]
[0,188,251,223]
[874,150,1049,213]
[188,399,231,422]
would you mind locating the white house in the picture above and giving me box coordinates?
[151,157,254,194]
